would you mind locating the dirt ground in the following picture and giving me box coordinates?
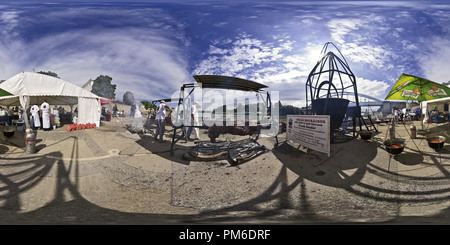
[1,117,450,224]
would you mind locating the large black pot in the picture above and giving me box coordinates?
[3,126,15,138]
[426,136,446,150]
[359,130,372,140]
[384,138,405,155]
[312,98,350,133]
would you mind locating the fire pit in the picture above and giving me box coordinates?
[384,138,405,155]
[207,120,260,143]
[426,136,446,150]
[3,126,15,138]
[359,130,372,140]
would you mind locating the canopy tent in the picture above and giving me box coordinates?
[385,73,450,102]
[100,97,115,106]
[0,87,12,97]
[385,73,450,129]
[421,96,450,124]
[0,72,101,127]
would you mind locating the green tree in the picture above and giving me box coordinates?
[140,100,156,110]
[37,71,59,78]
[278,100,303,116]
[91,75,116,100]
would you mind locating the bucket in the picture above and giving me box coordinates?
[17,119,25,132]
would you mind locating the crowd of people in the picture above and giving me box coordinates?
[3,99,200,143]
[29,100,63,131]
[0,101,66,130]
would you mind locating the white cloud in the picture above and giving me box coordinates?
[214,22,228,27]
[32,28,190,100]
[327,15,395,70]
[0,6,191,101]
[327,18,367,43]
[355,77,390,99]
[417,37,450,84]
[0,11,19,31]
[193,34,294,77]
[401,40,418,51]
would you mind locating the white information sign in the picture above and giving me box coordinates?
[286,115,330,156]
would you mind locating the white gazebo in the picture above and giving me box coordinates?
[0,72,101,127]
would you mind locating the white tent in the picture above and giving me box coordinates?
[0,72,101,127]
[421,96,450,124]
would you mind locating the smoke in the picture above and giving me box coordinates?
[120,90,147,134]
[125,116,147,134]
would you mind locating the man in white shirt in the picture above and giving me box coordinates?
[154,100,172,143]
[186,101,201,141]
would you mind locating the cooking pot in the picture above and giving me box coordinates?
[426,136,446,150]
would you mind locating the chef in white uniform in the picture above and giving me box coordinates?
[30,105,41,129]
[186,101,201,141]
[40,100,51,130]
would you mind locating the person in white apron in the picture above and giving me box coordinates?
[30,105,41,129]
[40,100,51,130]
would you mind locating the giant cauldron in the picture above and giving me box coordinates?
[312,97,350,134]
[305,42,362,139]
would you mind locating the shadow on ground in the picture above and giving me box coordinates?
[2,125,450,224]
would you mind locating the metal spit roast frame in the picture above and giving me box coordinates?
[168,75,278,164]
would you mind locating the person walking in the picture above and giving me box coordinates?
[113,104,118,118]
[186,101,201,141]
[154,100,172,143]
[394,108,399,124]
[130,104,136,118]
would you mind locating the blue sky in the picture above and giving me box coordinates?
[1,1,450,107]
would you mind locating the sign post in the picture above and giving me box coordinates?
[286,115,331,157]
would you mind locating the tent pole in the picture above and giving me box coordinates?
[419,101,423,130]
[420,85,424,131]
[22,111,30,129]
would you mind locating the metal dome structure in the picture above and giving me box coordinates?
[305,42,367,140]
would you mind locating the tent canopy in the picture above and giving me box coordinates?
[0,72,101,126]
[100,97,114,106]
[421,96,450,123]
[0,72,99,107]
[385,73,450,129]
[385,73,450,102]
[0,87,12,97]
[193,75,268,92]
